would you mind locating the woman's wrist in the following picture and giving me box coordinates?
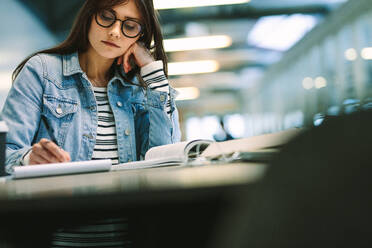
[138,57,155,68]
[140,60,164,78]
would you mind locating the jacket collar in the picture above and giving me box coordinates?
[63,52,84,77]
[62,51,136,87]
[112,66,134,87]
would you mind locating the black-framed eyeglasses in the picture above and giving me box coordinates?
[95,9,143,38]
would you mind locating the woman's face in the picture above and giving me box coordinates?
[88,0,142,59]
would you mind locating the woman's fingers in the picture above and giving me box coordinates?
[30,156,49,165]
[31,142,59,163]
[39,138,71,162]
[117,55,123,65]
[122,45,134,73]
[29,152,50,165]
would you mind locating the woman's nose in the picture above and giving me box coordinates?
[108,20,121,39]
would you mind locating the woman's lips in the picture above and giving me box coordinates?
[102,41,120,48]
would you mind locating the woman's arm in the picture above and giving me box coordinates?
[141,60,172,119]
[1,55,45,172]
[133,60,181,160]
[141,60,181,142]
[119,42,181,159]
[1,55,70,173]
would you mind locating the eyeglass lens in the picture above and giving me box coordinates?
[96,10,142,38]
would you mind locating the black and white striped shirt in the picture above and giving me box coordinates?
[91,87,120,165]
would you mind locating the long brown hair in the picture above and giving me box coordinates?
[12,0,168,86]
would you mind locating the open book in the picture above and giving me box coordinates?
[111,139,213,171]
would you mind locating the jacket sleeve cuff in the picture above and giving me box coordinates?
[20,149,32,165]
[140,61,169,91]
[5,147,31,174]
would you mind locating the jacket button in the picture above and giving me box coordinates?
[160,95,165,102]
[125,129,130,136]
[117,101,123,107]
[56,106,63,114]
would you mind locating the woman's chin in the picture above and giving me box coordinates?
[97,52,121,61]
[94,47,122,60]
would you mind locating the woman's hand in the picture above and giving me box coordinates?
[117,42,155,73]
[29,138,71,165]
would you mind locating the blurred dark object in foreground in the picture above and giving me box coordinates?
[212,110,372,248]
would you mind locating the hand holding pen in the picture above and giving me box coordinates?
[28,116,71,165]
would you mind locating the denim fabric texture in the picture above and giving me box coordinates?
[1,52,181,173]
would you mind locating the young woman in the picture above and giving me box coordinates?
[1,0,180,246]
[3,0,180,169]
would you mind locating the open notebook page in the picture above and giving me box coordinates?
[12,159,112,179]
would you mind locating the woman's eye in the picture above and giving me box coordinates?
[124,24,135,30]
[102,14,114,21]
[124,22,139,31]
[100,11,114,21]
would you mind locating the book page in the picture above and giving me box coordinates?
[184,139,214,160]
[202,128,303,158]
[144,141,189,161]
[12,159,112,179]
[112,140,213,171]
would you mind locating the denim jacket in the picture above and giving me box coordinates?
[1,52,181,173]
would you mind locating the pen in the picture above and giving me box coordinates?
[41,115,59,146]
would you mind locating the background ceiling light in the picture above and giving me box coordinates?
[168,60,220,76]
[164,35,232,52]
[154,0,250,10]
[175,87,201,101]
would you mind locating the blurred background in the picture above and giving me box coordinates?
[0,0,371,141]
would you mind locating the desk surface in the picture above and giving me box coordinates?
[0,162,266,213]
[0,163,267,248]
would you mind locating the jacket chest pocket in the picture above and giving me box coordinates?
[43,95,78,120]
[42,95,78,145]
